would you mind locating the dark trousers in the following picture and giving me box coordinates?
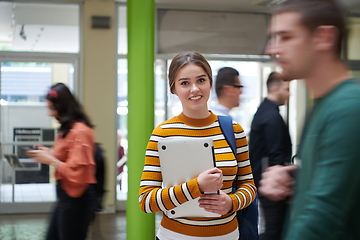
[259,195,288,240]
[46,181,97,240]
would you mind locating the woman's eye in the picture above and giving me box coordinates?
[198,78,205,83]
[180,81,188,85]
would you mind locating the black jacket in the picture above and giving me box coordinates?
[249,98,292,187]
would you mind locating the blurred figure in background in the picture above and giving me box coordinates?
[211,67,243,116]
[117,129,126,190]
[249,72,291,240]
[260,0,360,239]
[27,83,97,240]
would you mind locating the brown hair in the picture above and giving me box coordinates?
[46,82,93,138]
[168,52,212,94]
[273,0,347,56]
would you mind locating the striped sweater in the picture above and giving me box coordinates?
[139,112,256,237]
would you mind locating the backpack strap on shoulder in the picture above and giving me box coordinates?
[217,115,236,155]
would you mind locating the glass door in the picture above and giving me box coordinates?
[0,52,78,214]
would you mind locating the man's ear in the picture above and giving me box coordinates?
[313,25,338,51]
[268,84,280,94]
[222,85,233,93]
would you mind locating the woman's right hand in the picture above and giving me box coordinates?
[197,168,223,193]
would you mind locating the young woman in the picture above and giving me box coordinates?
[139,52,256,239]
[26,83,97,240]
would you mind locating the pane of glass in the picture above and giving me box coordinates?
[0,2,79,53]
[116,58,167,200]
[118,5,127,55]
[0,61,74,203]
[117,58,128,200]
[155,59,167,126]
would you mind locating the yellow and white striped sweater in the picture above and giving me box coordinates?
[139,112,256,237]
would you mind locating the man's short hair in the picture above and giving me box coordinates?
[266,72,283,92]
[273,0,347,56]
[215,67,240,98]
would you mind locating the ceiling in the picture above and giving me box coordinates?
[0,0,359,53]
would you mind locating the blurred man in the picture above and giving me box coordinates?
[249,72,291,240]
[211,67,243,116]
[259,0,360,239]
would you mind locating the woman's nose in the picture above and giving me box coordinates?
[190,83,200,92]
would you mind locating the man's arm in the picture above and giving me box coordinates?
[259,165,297,201]
[284,99,360,240]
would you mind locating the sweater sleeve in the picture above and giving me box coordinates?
[138,127,203,213]
[56,126,96,198]
[229,123,257,212]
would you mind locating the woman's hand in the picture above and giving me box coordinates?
[26,145,57,165]
[198,191,232,215]
[197,167,223,193]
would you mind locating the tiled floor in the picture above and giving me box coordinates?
[0,211,264,240]
[0,208,265,240]
[0,211,163,240]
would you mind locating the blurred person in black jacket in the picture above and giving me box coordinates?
[249,72,291,240]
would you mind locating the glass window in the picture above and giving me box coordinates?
[116,58,168,200]
[117,58,128,199]
[0,61,75,204]
[0,2,79,53]
[118,5,127,55]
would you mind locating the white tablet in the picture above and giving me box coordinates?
[158,137,221,218]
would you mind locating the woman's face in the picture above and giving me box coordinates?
[45,99,59,121]
[173,64,211,118]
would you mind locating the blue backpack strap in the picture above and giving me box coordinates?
[218,115,237,193]
[218,115,259,240]
[217,115,236,155]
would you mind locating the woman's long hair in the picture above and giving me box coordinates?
[45,82,93,138]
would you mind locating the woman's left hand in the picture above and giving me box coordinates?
[198,190,233,215]
[26,145,55,165]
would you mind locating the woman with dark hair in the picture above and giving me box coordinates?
[26,82,97,240]
[138,52,256,239]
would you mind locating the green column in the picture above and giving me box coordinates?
[126,0,155,239]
